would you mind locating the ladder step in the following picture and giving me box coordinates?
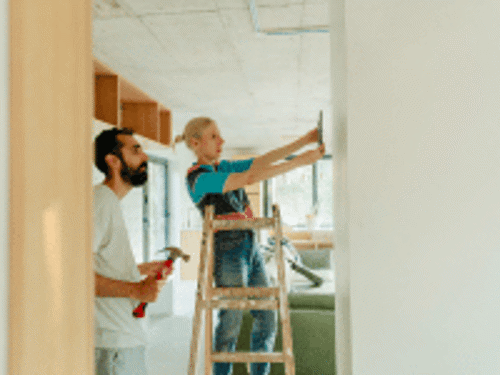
[211,287,280,299]
[211,217,275,231]
[209,299,279,310]
[211,352,287,363]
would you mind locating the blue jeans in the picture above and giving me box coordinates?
[95,346,148,375]
[212,230,277,375]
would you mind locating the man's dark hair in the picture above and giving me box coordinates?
[94,127,135,176]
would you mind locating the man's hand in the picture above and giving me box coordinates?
[133,263,174,302]
[131,272,167,302]
[135,275,161,302]
[137,261,165,277]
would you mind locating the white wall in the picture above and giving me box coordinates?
[346,1,500,374]
[0,0,8,373]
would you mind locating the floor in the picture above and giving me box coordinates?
[146,313,199,374]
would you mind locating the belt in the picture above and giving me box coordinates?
[215,205,254,221]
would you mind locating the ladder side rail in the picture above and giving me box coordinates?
[188,205,212,375]
[204,205,216,375]
[273,204,296,375]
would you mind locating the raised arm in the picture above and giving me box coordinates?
[222,143,325,193]
[252,128,319,169]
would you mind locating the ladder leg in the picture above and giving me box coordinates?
[204,307,213,375]
[188,208,212,375]
[188,293,204,375]
[273,205,296,375]
[281,312,295,375]
[204,206,215,375]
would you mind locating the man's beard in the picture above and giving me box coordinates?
[119,158,148,186]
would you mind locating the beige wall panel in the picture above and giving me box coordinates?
[10,0,93,374]
[180,230,202,280]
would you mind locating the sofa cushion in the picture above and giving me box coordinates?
[288,293,335,311]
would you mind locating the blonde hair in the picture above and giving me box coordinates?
[173,117,214,150]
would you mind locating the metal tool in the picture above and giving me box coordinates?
[132,246,190,318]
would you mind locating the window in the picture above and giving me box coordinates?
[264,156,333,229]
[269,165,313,228]
[144,158,169,261]
[132,156,169,262]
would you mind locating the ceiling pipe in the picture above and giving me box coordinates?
[248,0,329,35]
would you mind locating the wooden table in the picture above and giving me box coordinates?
[290,240,334,251]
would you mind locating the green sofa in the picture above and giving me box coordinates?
[233,293,335,375]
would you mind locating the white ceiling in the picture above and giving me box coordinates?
[92,0,331,154]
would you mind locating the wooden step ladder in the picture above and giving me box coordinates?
[188,204,295,375]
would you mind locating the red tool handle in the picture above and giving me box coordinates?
[132,258,173,318]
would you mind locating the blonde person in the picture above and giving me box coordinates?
[175,117,325,375]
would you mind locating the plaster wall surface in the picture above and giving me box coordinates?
[346,1,500,374]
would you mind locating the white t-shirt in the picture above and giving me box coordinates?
[93,184,147,348]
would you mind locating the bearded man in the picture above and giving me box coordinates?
[93,127,172,375]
